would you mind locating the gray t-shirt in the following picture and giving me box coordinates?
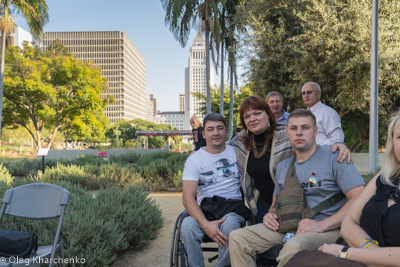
[273,145,365,221]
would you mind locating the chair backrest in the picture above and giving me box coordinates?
[0,183,70,220]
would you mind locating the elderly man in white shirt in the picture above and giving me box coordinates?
[301,82,344,146]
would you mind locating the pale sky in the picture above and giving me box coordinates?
[13,0,239,112]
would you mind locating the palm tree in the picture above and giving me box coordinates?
[223,0,239,138]
[198,2,218,114]
[162,0,220,115]
[0,0,49,133]
[207,0,239,137]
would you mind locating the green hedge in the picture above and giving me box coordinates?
[0,179,164,267]
[3,152,188,192]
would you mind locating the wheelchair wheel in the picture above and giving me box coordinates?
[170,211,189,267]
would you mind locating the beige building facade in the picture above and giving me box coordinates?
[179,93,185,112]
[183,33,214,130]
[42,31,146,123]
[146,94,157,122]
[154,111,185,130]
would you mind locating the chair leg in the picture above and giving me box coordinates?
[60,239,65,267]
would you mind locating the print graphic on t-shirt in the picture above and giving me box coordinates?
[198,158,238,186]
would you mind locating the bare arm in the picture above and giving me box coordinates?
[182,180,229,248]
[296,185,365,235]
[340,173,381,247]
[318,172,400,266]
[319,243,400,267]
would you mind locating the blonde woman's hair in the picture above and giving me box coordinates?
[382,110,400,185]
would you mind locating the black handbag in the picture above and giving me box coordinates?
[0,229,39,258]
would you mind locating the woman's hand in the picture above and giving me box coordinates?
[318,243,345,257]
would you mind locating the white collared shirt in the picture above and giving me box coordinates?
[309,101,344,146]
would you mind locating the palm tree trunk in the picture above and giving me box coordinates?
[0,30,6,134]
[205,13,211,114]
[220,37,224,115]
[229,66,234,139]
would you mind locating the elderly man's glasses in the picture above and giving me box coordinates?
[301,90,318,95]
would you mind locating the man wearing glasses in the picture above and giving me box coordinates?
[181,113,251,267]
[301,82,344,146]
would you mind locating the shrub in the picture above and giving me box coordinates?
[2,158,41,178]
[0,163,14,185]
[136,151,172,166]
[172,169,184,192]
[41,164,87,187]
[60,183,128,266]
[95,185,164,249]
[0,180,164,267]
[59,154,107,167]
[149,175,169,191]
[108,152,141,164]
[363,166,382,184]
[86,163,147,190]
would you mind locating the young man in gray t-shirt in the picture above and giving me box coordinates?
[229,109,365,267]
[274,145,362,221]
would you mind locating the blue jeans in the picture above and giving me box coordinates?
[180,212,245,267]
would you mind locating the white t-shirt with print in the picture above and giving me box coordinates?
[182,145,242,206]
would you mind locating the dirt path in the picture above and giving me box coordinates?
[110,192,217,267]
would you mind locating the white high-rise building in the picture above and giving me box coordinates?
[0,26,32,48]
[43,31,146,123]
[154,111,185,130]
[179,93,185,112]
[183,33,214,130]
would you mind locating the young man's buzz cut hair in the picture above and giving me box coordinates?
[287,109,317,127]
[203,113,226,128]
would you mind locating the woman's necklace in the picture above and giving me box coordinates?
[250,135,268,159]
[389,176,400,202]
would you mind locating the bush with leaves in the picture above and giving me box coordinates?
[0,163,14,185]
[0,180,164,267]
[363,166,382,184]
[58,154,107,167]
[108,152,141,164]
[1,151,188,191]
[40,164,87,187]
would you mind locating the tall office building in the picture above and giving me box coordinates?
[179,93,185,112]
[183,33,214,130]
[42,31,146,123]
[146,94,157,122]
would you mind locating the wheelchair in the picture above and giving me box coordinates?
[170,209,281,267]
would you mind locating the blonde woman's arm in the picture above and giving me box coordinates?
[340,172,381,248]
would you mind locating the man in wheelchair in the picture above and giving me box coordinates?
[229,109,365,267]
[181,113,251,267]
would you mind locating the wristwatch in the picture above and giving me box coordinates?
[339,246,349,259]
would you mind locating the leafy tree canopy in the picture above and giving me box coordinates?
[2,41,110,149]
[106,119,182,149]
[192,83,252,130]
[236,0,400,151]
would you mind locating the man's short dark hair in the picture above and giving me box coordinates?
[287,109,316,127]
[203,113,226,128]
